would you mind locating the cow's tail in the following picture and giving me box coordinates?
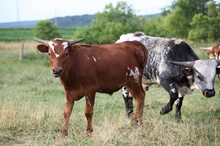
[135,42,148,69]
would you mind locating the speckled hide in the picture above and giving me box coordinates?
[117,33,220,121]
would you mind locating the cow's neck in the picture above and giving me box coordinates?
[60,70,78,89]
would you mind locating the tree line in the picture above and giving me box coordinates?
[34,0,220,44]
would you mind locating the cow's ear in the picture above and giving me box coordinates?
[37,44,48,53]
[69,45,80,52]
[182,68,193,76]
[216,67,220,74]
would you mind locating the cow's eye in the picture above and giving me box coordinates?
[48,53,51,57]
[197,75,203,81]
[216,68,220,74]
[65,52,69,57]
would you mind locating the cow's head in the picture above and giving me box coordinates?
[34,38,84,77]
[170,60,220,97]
[207,51,216,59]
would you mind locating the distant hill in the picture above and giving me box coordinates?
[0,14,159,28]
[0,20,38,28]
[50,14,96,27]
[0,14,95,28]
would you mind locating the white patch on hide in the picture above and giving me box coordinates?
[121,87,128,97]
[85,54,90,60]
[121,87,132,97]
[115,32,157,44]
[176,98,180,105]
[170,88,176,93]
[49,41,59,57]
[156,77,160,84]
[92,56,96,62]
[170,83,177,93]
[187,75,193,80]
[129,67,140,82]
[178,93,182,98]
[62,42,68,49]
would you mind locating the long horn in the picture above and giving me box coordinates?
[169,61,195,68]
[199,47,212,51]
[33,38,49,46]
[69,38,84,45]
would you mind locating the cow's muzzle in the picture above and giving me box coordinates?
[52,68,63,77]
[203,89,215,97]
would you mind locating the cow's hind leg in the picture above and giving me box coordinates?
[84,92,96,133]
[160,81,178,115]
[127,84,145,125]
[122,87,134,118]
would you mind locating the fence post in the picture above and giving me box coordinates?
[19,41,24,60]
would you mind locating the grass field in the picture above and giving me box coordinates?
[0,28,76,41]
[0,41,220,145]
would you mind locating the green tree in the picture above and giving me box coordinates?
[162,0,211,38]
[188,14,209,41]
[33,20,61,40]
[75,2,142,44]
[188,1,220,41]
[143,16,169,37]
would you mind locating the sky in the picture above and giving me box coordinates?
[1,0,219,23]
[0,0,174,23]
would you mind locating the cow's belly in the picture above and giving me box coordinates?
[97,86,122,95]
[142,78,158,85]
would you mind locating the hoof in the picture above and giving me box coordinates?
[131,115,142,126]
[160,110,165,115]
[86,129,93,136]
[175,115,183,123]
[60,129,68,137]
[86,128,93,134]
[127,110,134,118]
[145,86,149,91]
[175,117,183,123]
[160,106,173,115]
[175,112,183,122]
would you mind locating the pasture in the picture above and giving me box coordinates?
[0,41,220,145]
[0,28,76,41]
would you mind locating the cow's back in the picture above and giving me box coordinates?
[91,41,147,92]
[141,37,199,81]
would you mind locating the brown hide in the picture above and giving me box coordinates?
[36,39,147,136]
[207,44,220,60]
[60,42,146,96]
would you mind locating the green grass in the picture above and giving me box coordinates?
[0,42,220,145]
[0,28,33,41]
[0,28,76,41]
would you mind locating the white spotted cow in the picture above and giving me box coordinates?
[117,32,220,121]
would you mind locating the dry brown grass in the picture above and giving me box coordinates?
[0,41,38,53]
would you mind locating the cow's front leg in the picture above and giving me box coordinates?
[160,82,178,115]
[61,92,74,137]
[175,96,184,122]
[85,93,95,133]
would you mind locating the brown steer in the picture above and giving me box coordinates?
[207,44,220,60]
[34,38,147,136]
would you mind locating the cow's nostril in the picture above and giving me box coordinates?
[52,68,63,75]
[203,89,215,98]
